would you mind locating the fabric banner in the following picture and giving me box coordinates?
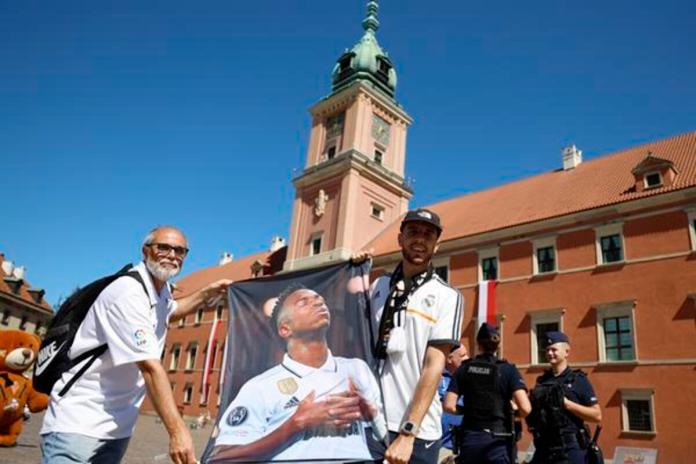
[476,280,496,328]
[200,261,385,463]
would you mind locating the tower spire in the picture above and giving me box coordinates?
[362,1,380,35]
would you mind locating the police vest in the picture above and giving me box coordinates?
[528,370,587,439]
[460,355,508,432]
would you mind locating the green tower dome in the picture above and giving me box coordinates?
[331,1,397,98]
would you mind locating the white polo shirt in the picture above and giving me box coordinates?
[214,352,381,461]
[41,262,176,439]
[370,273,463,441]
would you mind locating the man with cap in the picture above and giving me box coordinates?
[362,208,464,464]
[444,323,531,464]
[527,331,602,464]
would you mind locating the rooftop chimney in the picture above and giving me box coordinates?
[219,252,234,266]
[12,266,25,280]
[562,144,582,170]
[1,260,13,276]
[270,236,286,252]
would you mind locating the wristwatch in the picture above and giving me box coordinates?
[399,420,419,437]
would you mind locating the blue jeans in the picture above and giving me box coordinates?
[41,432,130,464]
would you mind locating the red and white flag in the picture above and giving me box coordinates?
[200,315,223,405]
[477,280,496,328]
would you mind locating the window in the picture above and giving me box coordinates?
[1,310,9,325]
[595,223,625,265]
[218,343,226,369]
[371,203,384,220]
[186,343,198,370]
[621,389,655,433]
[601,234,624,263]
[19,316,27,331]
[183,383,193,404]
[310,235,322,256]
[644,172,662,188]
[374,150,383,165]
[533,237,557,275]
[481,257,498,281]
[200,384,211,405]
[603,316,634,361]
[433,256,450,283]
[687,209,696,251]
[209,342,218,372]
[529,309,564,365]
[596,300,637,363]
[195,307,204,325]
[34,322,42,335]
[178,316,185,328]
[216,304,224,320]
[327,146,336,160]
[169,344,181,371]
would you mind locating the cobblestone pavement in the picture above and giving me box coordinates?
[0,411,214,463]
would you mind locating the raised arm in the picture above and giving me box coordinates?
[170,279,233,322]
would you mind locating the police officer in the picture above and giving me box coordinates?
[444,323,531,464]
[528,331,602,464]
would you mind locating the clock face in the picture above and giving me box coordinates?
[372,114,391,146]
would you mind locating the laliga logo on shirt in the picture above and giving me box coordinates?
[133,329,149,347]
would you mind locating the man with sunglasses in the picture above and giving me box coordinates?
[40,226,232,464]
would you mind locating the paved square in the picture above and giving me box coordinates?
[0,411,214,463]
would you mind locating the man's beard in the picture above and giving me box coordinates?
[146,257,181,282]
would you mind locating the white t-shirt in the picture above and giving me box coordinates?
[41,262,176,439]
[214,352,382,461]
[370,273,463,440]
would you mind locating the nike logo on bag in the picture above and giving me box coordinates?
[424,441,437,449]
[34,340,67,376]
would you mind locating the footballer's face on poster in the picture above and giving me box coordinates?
[200,261,385,463]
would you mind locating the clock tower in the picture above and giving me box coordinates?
[284,0,413,271]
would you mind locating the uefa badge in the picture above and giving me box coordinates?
[277,377,299,395]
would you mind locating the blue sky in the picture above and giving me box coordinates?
[3,1,695,305]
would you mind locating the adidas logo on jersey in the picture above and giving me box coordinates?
[284,396,300,409]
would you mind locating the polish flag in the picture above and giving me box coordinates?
[200,315,223,405]
[477,280,497,328]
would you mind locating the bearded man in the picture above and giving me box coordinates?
[40,226,231,464]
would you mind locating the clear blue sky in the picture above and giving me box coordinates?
[3,1,695,305]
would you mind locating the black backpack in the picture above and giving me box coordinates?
[33,264,148,396]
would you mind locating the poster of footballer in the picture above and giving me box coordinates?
[200,261,386,463]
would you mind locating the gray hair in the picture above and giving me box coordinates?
[142,225,187,247]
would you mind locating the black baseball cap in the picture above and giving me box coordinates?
[400,208,442,235]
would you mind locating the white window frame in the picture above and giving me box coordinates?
[529,308,565,365]
[194,307,204,325]
[432,256,450,283]
[686,208,696,252]
[620,388,656,434]
[595,223,625,265]
[186,342,198,370]
[183,383,194,404]
[533,236,558,275]
[309,232,323,257]
[177,316,185,328]
[370,202,385,221]
[169,344,181,371]
[643,171,663,189]
[596,300,638,363]
[478,247,499,281]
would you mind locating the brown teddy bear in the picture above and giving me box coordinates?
[0,329,49,447]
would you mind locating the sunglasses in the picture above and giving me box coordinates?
[147,242,189,258]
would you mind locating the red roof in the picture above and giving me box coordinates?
[175,247,287,298]
[0,253,52,312]
[366,130,696,255]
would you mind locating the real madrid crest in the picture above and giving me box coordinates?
[423,294,436,308]
[277,377,298,395]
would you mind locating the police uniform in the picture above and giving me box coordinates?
[528,332,598,464]
[447,324,526,464]
[213,351,381,462]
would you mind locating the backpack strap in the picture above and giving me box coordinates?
[57,271,149,398]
